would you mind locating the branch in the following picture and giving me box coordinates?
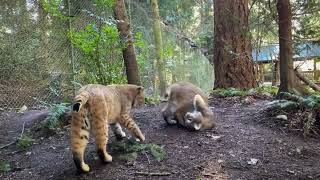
[294,68,320,91]
[135,171,171,176]
[0,122,25,149]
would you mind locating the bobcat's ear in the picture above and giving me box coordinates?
[137,86,144,91]
[193,94,206,111]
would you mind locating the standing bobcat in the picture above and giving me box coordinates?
[70,84,145,173]
[161,82,214,131]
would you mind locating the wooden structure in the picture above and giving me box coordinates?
[253,42,320,85]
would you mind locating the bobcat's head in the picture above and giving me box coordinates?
[132,86,145,107]
[184,94,214,131]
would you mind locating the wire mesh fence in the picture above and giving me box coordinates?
[0,0,96,111]
[0,0,214,111]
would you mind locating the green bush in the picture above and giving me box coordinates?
[43,103,69,130]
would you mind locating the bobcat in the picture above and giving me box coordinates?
[70,84,145,173]
[161,82,214,131]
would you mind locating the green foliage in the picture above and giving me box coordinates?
[43,103,69,130]
[93,0,115,9]
[111,139,166,162]
[213,88,249,97]
[145,95,161,105]
[147,143,166,162]
[267,100,300,110]
[17,135,35,149]
[0,161,11,172]
[40,0,66,19]
[251,86,279,95]
[69,23,126,84]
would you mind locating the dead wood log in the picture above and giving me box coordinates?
[294,68,320,91]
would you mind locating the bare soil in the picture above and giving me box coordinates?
[1,96,320,180]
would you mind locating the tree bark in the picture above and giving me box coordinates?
[276,0,295,95]
[151,0,166,95]
[213,0,256,89]
[272,60,280,86]
[113,0,141,85]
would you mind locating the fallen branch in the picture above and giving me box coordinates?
[294,68,320,91]
[135,171,171,176]
[142,151,150,164]
[0,122,25,149]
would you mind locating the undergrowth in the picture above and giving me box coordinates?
[110,139,165,162]
[145,95,161,105]
[0,161,11,172]
[212,86,278,97]
[42,103,70,131]
[266,92,320,137]
[17,134,35,149]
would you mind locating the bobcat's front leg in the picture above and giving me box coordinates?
[119,114,145,142]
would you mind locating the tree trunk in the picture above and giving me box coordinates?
[276,0,303,95]
[151,0,166,95]
[259,63,265,84]
[272,60,280,86]
[113,0,141,85]
[213,0,256,89]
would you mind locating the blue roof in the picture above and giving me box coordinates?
[252,42,320,62]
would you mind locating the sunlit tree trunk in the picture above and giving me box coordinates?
[276,0,305,95]
[213,0,256,89]
[151,0,166,95]
[113,0,141,85]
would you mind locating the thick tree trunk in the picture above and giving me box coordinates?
[151,0,166,95]
[277,0,294,94]
[113,0,141,85]
[276,0,306,96]
[213,0,256,89]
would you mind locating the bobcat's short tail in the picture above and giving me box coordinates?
[73,91,90,112]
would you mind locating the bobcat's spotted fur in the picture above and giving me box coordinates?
[70,84,145,173]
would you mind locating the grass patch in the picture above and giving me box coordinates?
[110,139,166,162]
[251,86,278,95]
[212,86,279,98]
[17,134,35,149]
[0,161,11,172]
[212,88,249,97]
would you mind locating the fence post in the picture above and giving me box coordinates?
[67,0,76,96]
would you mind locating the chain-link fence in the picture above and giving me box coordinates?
[0,0,103,110]
[0,0,214,111]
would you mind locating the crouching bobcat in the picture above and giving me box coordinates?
[70,84,145,173]
[161,82,214,131]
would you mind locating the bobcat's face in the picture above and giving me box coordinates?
[133,86,145,107]
[184,109,213,131]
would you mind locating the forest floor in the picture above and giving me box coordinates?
[1,95,320,180]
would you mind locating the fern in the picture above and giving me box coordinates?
[43,103,69,130]
[110,140,166,162]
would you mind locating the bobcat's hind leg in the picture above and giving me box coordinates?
[111,123,126,140]
[71,113,91,173]
[91,113,112,163]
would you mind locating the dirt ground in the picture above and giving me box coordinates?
[1,96,320,180]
